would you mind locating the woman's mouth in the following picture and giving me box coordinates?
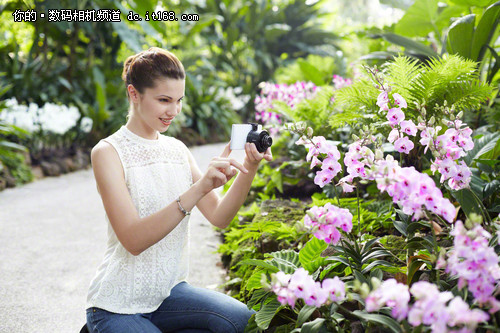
[159,118,173,126]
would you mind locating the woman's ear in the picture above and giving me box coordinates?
[127,84,140,103]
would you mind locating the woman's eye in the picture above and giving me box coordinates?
[160,99,170,102]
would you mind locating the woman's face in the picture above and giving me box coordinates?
[131,78,185,133]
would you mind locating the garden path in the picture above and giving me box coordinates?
[0,141,245,332]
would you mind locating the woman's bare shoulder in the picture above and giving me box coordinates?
[91,140,124,179]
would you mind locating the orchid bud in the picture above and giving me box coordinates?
[457,111,463,119]
[370,277,381,290]
[429,116,435,125]
[360,282,370,298]
[307,127,313,138]
[421,107,426,117]
[418,116,424,124]
[375,149,383,160]
[468,213,482,226]
[352,134,359,141]
[297,122,306,131]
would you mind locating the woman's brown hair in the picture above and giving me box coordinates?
[121,47,185,101]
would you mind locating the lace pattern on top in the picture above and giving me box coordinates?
[86,125,193,314]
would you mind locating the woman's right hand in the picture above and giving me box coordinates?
[198,143,248,194]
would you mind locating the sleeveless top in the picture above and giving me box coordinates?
[86,125,193,314]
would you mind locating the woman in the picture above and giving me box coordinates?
[85,47,272,332]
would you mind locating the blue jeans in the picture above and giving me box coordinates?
[86,282,254,333]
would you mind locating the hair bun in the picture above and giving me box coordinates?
[121,55,137,82]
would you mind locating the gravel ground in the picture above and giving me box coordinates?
[0,142,245,332]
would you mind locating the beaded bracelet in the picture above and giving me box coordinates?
[176,196,191,216]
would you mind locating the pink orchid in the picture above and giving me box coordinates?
[400,120,417,136]
[394,136,414,154]
[392,93,407,108]
[387,108,405,126]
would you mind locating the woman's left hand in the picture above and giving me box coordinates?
[244,142,273,167]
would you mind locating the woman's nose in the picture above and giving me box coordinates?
[166,103,180,116]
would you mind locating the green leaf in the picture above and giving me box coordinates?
[353,311,403,333]
[484,180,500,199]
[300,318,328,333]
[255,298,284,330]
[112,21,143,53]
[408,259,426,285]
[377,33,439,58]
[464,132,500,165]
[297,59,326,86]
[265,23,292,40]
[471,1,500,62]
[362,260,394,274]
[299,238,328,273]
[449,0,496,6]
[393,220,408,237]
[271,171,283,193]
[470,174,487,200]
[452,188,483,218]
[447,14,476,59]
[326,256,350,267]
[239,259,280,272]
[247,290,271,310]
[353,270,369,285]
[268,250,301,274]
[395,0,439,37]
[361,249,391,264]
[245,269,266,292]
[473,158,500,166]
[296,305,316,327]
[319,262,341,280]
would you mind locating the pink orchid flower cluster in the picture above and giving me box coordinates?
[378,91,417,155]
[254,81,318,130]
[420,118,474,190]
[271,268,345,308]
[304,203,353,244]
[366,279,489,332]
[437,220,500,313]
[377,89,474,191]
[296,134,456,223]
[371,158,457,223]
[296,136,342,188]
[332,75,352,90]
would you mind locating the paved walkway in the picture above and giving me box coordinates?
[0,142,245,332]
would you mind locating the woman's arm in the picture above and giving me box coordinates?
[92,141,245,256]
[190,142,273,228]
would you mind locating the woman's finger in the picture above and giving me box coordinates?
[212,157,248,174]
[264,147,273,161]
[249,143,263,161]
[220,142,232,158]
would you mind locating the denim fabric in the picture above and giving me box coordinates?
[86,282,255,333]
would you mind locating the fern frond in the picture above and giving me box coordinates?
[384,56,421,108]
[328,110,367,128]
[445,81,493,110]
[409,55,490,114]
[290,85,335,129]
[334,78,379,114]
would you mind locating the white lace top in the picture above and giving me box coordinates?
[86,125,193,314]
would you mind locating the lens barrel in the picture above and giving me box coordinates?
[247,129,273,153]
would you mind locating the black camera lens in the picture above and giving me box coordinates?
[246,124,273,153]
